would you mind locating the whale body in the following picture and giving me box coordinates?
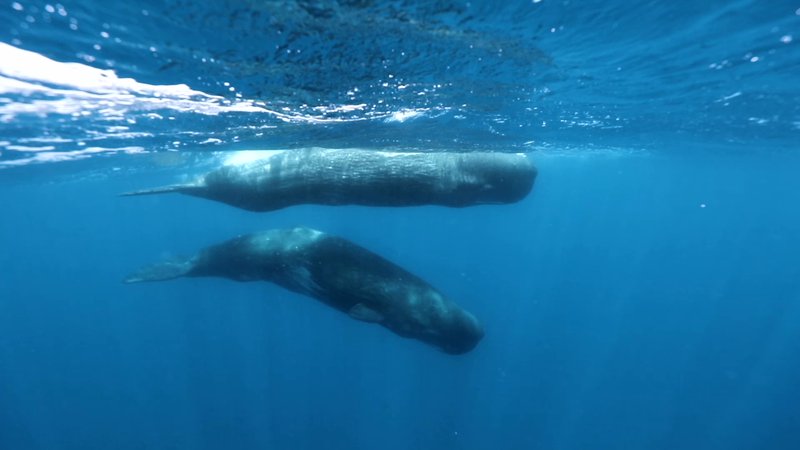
[125,227,484,354]
[122,148,536,212]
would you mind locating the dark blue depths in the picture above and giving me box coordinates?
[1,152,799,450]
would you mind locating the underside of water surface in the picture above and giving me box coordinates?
[1,0,797,169]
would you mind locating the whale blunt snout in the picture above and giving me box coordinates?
[439,312,485,355]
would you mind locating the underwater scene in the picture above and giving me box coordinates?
[1,1,799,449]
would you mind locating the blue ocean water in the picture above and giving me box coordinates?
[1,1,799,449]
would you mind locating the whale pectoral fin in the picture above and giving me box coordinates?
[348,303,384,323]
[123,259,193,283]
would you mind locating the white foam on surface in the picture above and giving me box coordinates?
[384,108,427,123]
[0,43,370,123]
[0,42,211,97]
[0,43,436,167]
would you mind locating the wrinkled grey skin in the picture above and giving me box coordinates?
[125,227,484,354]
[123,148,536,212]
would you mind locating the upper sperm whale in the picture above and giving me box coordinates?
[122,148,536,212]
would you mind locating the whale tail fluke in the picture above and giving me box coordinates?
[119,184,193,197]
[123,258,194,283]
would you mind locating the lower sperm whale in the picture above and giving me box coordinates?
[122,148,536,212]
[124,227,484,354]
